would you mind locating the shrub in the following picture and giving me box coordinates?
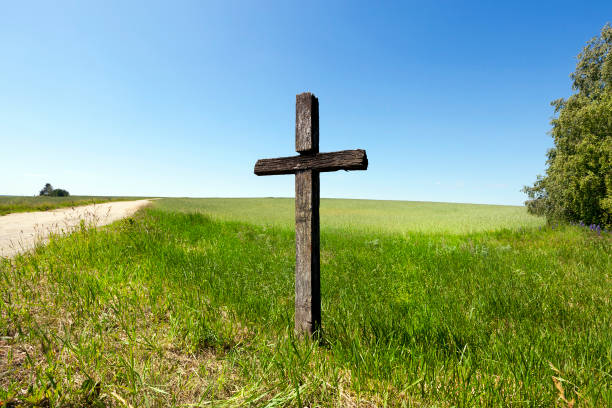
[51,189,70,197]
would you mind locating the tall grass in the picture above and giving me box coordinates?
[0,196,147,216]
[0,199,610,406]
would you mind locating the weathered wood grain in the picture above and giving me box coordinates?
[253,91,367,337]
[254,149,368,176]
[294,92,321,336]
[295,169,320,335]
[295,93,319,154]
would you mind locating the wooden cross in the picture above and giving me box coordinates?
[254,92,368,336]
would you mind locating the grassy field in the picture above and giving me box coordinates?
[1,198,610,407]
[0,196,147,216]
[156,197,545,233]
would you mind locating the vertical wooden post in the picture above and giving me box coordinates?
[294,93,321,336]
[254,92,367,337]
[295,92,319,154]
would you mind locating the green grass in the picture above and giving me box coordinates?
[0,196,147,216]
[1,198,610,407]
[156,197,545,233]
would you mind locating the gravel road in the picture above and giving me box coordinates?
[0,199,152,258]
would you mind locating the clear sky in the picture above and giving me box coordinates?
[1,1,610,205]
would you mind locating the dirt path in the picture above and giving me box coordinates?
[0,199,152,258]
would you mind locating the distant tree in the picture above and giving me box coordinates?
[523,24,612,228]
[51,188,70,197]
[39,183,54,196]
[38,183,70,197]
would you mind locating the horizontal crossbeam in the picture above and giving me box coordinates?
[254,149,368,176]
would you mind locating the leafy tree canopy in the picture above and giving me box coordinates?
[51,188,70,197]
[39,183,54,196]
[524,24,612,228]
[38,183,70,197]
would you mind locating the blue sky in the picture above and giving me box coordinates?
[1,1,610,205]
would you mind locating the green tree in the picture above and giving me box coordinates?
[39,183,54,196]
[524,24,612,228]
[50,188,70,197]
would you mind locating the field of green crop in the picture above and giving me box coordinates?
[0,196,146,216]
[1,198,610,407]
[156,197,545,233]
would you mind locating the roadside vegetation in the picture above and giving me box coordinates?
[1,198,610,407]
[524,24,611,229]
[0,196,146,216]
